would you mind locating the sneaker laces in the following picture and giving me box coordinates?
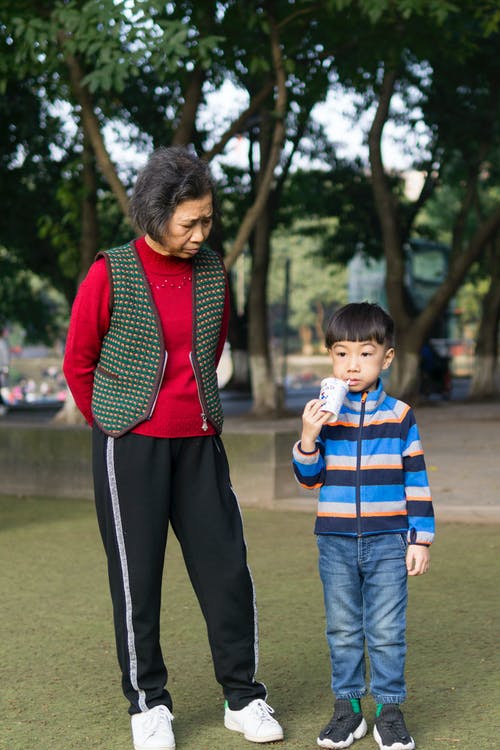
[323,701,357,734]
[142,706,174,740]
[378,707,411,741]
[247,699,277,725]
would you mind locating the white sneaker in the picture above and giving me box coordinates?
[131,705,175,750]
[224,699,284,743]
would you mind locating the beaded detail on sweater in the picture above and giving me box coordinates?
[149,274,192,289]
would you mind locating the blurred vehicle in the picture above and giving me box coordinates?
[420,340,452,399]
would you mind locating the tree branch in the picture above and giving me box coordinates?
[62,42,130,218]
[402,166,439,241]
[450,138,491,263]
[171,65,206,147]
[202,79,275,162]
[224,17,287,270]
[418,200,500,336]
[274,107,313,199]
[368,64,409,325]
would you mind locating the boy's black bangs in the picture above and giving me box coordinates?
[325,303,394,348]
[328,320,387,345]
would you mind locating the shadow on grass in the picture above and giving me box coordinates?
[1,499,499,750]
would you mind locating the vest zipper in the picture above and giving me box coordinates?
[189,351,209,431]
[356,391,368,537]
[148,351,168,419]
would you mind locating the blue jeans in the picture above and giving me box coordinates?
[317,533,408,704]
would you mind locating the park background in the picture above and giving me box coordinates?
[1,2,500,749]
[1,0,500,413]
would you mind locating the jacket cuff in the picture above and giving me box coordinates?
[293,440,319,463]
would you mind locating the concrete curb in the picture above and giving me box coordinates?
[2,398,500,524]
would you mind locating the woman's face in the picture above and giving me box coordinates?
[146,193,213,259]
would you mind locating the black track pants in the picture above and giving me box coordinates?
[92,427,267,714]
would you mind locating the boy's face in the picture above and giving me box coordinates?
[328,339,394,393]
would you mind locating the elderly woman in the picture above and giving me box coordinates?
[63,147,283,750]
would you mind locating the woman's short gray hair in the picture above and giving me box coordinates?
[129,146,216,241]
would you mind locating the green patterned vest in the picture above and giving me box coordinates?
[91,241,226,437]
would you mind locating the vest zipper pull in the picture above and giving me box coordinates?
[201,413,208,431]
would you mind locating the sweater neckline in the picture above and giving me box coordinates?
[133,236,193,275]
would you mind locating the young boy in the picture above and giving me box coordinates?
[292,302,434,750]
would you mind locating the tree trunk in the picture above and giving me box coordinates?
[53,390,86,426]
[315,301,325,347]
[171,65,206,146]
[225,280,250,391]
[248,195,280,415]
[387,340,422,404]
[470,352,497,397]
[368,65,420,401]
[241,16,288,416]
[299,324,314,356]
[470,237,500,398]
[368,63,500,402]
[224,16,287,270]
[368,65,409,330]
[57,133,100,425]
[77,135,100,286]
[229,348,250,390]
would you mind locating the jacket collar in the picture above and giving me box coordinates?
[344,378,386,413]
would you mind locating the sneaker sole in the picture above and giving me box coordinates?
[133,744,175,750]
[373,725,415,750]
[317,717,368,749]
[225,717,284,743]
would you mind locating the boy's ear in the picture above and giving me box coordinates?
[382,347,395,370]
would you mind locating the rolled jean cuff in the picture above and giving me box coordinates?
[372,695,406,705]
[336,690,367,700]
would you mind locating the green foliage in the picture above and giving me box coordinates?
[454,274,490,327]
[277,164,386,263]
[1,0,499,359]
[7,0,222,93]
[269,222,348,347]
[328,0,459,23]
[0,248,68,343]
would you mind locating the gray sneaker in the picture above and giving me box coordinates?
[317,699,367,749]
[373,705,415,750]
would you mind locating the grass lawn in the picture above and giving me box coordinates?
[1,496,498,750]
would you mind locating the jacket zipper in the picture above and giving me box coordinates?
[148,351,168,419]
[189,351,209,431]
[356,391,368,537]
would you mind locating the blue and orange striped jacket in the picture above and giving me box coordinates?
[292,379,435,545]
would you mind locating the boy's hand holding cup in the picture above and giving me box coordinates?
[318,377,350,421]
[300,378,350,452]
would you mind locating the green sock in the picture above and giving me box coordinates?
[350,698,361,714]
[376,704,384,717]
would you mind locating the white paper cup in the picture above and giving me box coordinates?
[319,377,349,420]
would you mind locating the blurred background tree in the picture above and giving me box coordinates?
[1,0,499,412]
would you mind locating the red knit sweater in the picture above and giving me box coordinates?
[63,236,229,438]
